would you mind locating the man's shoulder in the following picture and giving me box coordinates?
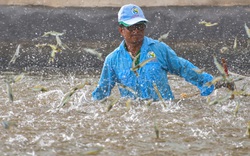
[145,36,169,47]
[105,46,122,60]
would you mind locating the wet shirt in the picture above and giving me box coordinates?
[92,37,214,101]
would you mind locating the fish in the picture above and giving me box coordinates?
[206,76,224,87]
[153,82,163,101]
[8,44,21,65]
[47,44,62,63]
[42,31,64,37]
[35,43,47,48]
[131,52,140,76]
[131,57,155,71]
[192,67,206,74]
[244,23,250,38]
[12,73,25,83]
[125,98,132,111]
[154,121,160,139]
[82,146,104,155]
[5,80,13,102]
[55,35,65,49]
[158,30,171,41]
[233,103,240,117]
[233,36,237,49]
[57,90,76,108]
[146,99,154,107]
[107,98,119,112]
[31,85,48,92]
[153,82,167,107]
[208,94,232,105]
[213,55,227,79]
[55,35,73,52]
[232,90,250,97]
[180,92,200,99]
[72,81,90,91]
[128,52,135,60]
[35,43,62,63]
[1,120,17,129]
[245,121,250,138]
[220,47,229,53]
[118,83,137,97]
[228,71,249,78]
[57,82,89,108]
[83,48,103,61]
[199,20,218,27]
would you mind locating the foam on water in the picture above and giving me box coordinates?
[0,73,249,155]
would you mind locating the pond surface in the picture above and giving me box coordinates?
[0,73,249,156]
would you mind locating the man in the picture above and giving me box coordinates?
[92,4,215,101]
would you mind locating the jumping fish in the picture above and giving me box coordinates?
[55,35,73,52]
[180,92,200,99]
[72,81,90,91]
[35,43,62,63]
[153,82,167,107]
[208,94,232,105]
[131,52,140,76]
[232,90,250,97]
[220,47,229,53]
[199,20,218,27]
[205,76,224,87]
[42,31,64,37]
[83,48,103,61]
[118,83,137,97]
[82,146,104,155]
[244,23,250,38]
[244,23,250,47]
[55,35,64,49]
[31,85,48,92]
[8,44,21,65]
[1,120,17,129]
[154,121,160,139]
[213,55,227,79]
[5,80,13,102]
[233,103,240,117]
[131,57,155,71]
[107,98,119,112]
[125,98,132,111]
[47,44,62,63]
[58,90,76,108]
[233,36,237,49]
[11,73,25,84]
[158,30,171,41]
[57,82,89,108]
[245,121,250,138]
[192,67,206,74]
[146,99,154,107]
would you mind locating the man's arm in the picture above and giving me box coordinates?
[156,42,214,96]
[92,59,117,100]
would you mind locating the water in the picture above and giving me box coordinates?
[0,73,249,156]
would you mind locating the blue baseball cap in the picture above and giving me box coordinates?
[118,4,148,27]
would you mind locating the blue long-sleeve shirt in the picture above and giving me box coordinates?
[92,37,214,100]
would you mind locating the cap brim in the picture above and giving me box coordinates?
[121,17,148,27]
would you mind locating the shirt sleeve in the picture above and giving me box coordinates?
[155,42,215,96]
[92,57,117,100]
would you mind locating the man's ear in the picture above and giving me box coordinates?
[118,26,123,35]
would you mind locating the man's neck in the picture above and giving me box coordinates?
[125,42,143,56]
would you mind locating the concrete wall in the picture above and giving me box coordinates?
[0,0,250,7]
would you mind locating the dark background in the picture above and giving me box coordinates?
[0,5,249,76]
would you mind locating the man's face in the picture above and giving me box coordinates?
[119,23,146,45]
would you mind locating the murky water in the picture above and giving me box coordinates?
[0,72,249,156]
